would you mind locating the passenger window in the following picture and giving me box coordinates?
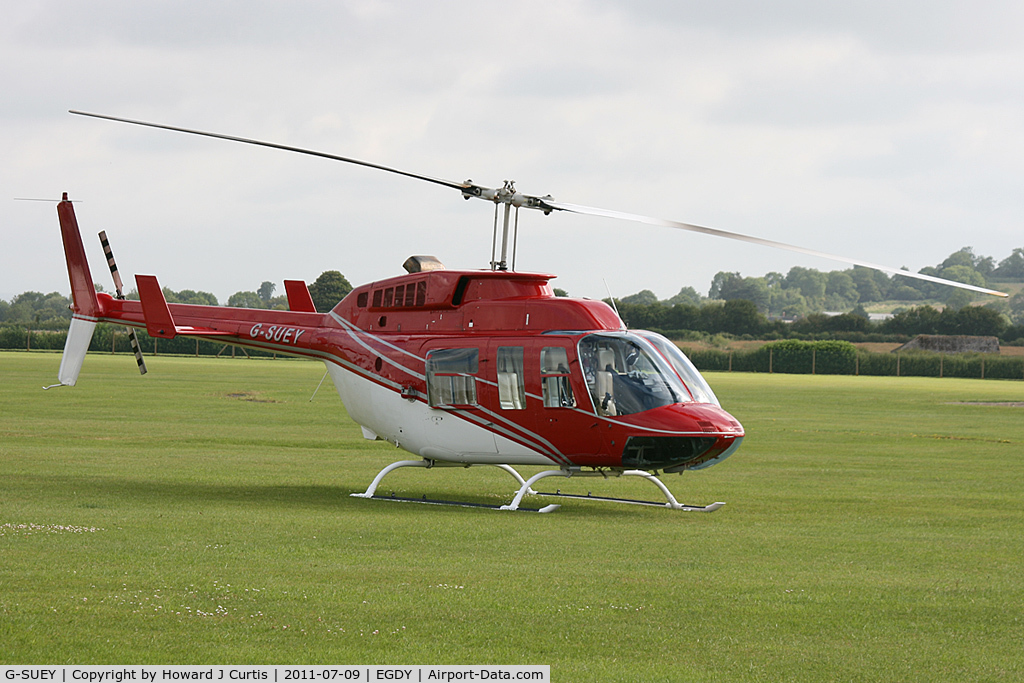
[372,290,382,307]
[541,347,576,408]
[426,348,479,407]
[383,288,394,307]
[496,347,526,410]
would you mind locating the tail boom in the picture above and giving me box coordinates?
[51,193,328,389]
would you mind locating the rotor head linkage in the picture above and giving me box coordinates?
[460,178,555,214]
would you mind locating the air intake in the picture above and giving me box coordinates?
[622,436,717,469]
[403,255,445,274]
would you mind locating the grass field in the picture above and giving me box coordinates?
[2,351,1022,681]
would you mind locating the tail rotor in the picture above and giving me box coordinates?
[99,230,147,375]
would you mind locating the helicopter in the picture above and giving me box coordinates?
[48,111,1008,513]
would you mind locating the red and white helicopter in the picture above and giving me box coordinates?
[49,111,1008,513]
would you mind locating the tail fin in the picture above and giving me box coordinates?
[57,193,101,319]
[285,279,317,312]
[47,194,100,389]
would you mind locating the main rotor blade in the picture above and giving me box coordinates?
[69,110,471,193]
[71,110,1008,298]
[545,200,1009,298]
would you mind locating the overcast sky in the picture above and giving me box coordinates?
[4,1,1024,304]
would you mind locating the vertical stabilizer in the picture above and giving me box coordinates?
[57,193,100,318]
[48,316,97,388]
[46,194,100,389]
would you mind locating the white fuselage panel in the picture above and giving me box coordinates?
[325,362,555,466]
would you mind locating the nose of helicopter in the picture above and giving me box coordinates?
[618,402,744,471]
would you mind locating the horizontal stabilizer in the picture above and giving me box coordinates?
[135,274,233,339]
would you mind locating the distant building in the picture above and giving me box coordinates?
[822,311,892,321]
[894,335,1000,355]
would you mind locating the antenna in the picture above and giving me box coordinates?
[310,368,330,401]
[603,279,625,330]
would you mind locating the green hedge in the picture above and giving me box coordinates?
[6,323,1024,381]
[688,340,859,375]
[1,323,278,358]
[684,340,1024,380]
[1,326,67,350]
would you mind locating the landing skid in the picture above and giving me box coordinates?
[367,492,560,514]
[350,460,724,513]
[534,491,724,512]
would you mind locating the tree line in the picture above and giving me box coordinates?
[5,246,1024,343]
[589,246,1024,343]
[608,246,1024,321]
[611,298,1024,343]
[1,271,353,329]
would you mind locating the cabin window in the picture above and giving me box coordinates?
[357,292,368,307]
[636,331,719,406]
[496,347,526,410]
[426,348,479,407]
[541,347,576,408]
[578,333,689,417]
[369,280,426,309]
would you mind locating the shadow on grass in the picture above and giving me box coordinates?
[8,472,661,519]
[9,473,361,512]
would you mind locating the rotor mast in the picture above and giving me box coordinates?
[464,179,552,271]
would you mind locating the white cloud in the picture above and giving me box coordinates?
[3,0,1023,303]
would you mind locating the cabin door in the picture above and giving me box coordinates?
[420,344,497,460]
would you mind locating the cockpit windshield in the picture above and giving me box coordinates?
[635,331,720,406]
[578,333,693,417]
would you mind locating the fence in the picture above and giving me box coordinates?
[0,324,278,358]
[6,325,1024,380]
[686,339,1024,381]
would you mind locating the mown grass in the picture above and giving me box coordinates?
[1,351,1023,680]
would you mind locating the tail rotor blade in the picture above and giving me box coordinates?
[98,231,148,375]
[99,230,126,295]
[127,328,147,374]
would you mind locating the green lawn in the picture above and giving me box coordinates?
[1,351,1022,681]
